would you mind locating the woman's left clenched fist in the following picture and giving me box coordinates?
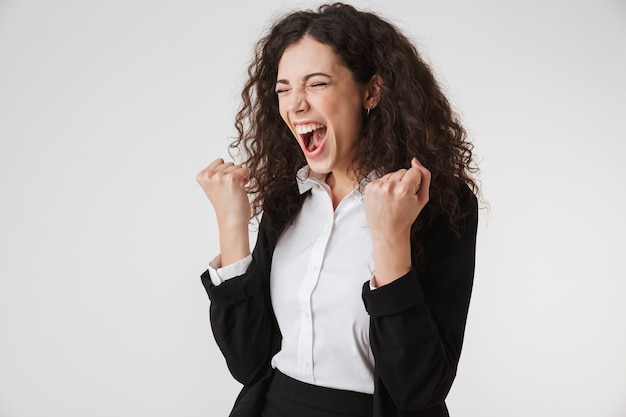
[365,157,431,240]
[364,158,431,286]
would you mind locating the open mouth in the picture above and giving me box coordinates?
[295,123,327,152]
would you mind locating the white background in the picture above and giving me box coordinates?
[1,0,625,416]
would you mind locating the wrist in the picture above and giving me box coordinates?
[218,223,251,267]
[216,214,250,232]
[371,233,411,287]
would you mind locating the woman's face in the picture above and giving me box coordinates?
[276,36,369,182]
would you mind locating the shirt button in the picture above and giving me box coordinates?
[304,310,310,318]
[304,361,310,368]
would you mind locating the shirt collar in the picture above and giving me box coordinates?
[296,165,325,194]
[296,165,380,195]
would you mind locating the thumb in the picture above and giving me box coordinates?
[403,157,422,185]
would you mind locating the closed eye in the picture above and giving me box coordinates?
[308,82,329,89]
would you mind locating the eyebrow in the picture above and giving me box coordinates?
[276,72,332,85]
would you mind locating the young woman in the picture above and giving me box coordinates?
[197,3,479,417]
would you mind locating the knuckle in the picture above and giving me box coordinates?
[197,170,213,184]
[208,172,224,185]
[375,182,388,194]
[397,183,410,195]
[217,172,231,183]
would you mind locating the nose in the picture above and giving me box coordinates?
[288,89,309,114]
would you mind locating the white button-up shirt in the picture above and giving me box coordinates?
[208,166,376,394]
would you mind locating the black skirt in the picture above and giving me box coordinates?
[261,370,374,417]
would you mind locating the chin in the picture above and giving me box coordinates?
[306,160,332,175]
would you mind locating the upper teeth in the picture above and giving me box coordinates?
[295,124,325,134]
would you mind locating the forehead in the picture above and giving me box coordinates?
[277,36,345,79]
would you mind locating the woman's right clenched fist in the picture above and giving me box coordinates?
[196,158,251,231]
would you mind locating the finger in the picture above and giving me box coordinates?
[377,172,395,182]
[218,163,243,174]
[197,159,223,184]
[411,158,431,201]
[387,169,408,182]
[215,161,236,171]
[206,158,226,170]
[401,161,423,193]
[233,166,250,183]
[411,157,430,181]
[220,164,249,181]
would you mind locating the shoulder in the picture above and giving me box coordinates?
[424,179,477,237]
[413,180,478,263]
[456,180,479,227]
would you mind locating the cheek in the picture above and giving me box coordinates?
[336,101,364,132]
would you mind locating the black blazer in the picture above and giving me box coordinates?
[201,183,478,417]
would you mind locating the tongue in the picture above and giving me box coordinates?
[310,127,327,148]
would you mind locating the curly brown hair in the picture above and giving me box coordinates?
[231,3,478,235]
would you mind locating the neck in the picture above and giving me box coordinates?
[325,170,359,209]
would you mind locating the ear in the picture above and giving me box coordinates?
[363,74,383,110]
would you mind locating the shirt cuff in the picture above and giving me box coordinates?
[369,277,378,291]
[367,261,378,290]
[207,253,252,286]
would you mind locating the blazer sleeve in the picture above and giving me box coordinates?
[362,183,478,413]
[200,212,282,386]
